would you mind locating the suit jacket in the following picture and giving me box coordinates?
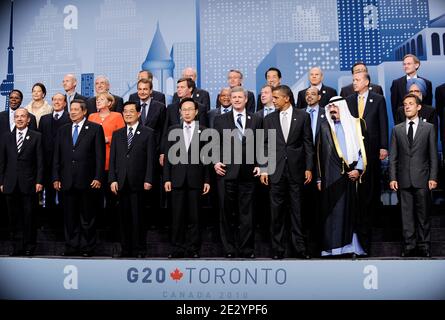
[216,90,256,113]
[86,93,124,114]
[108,124,155,191]
[39,111,71,182]
[395,104,438,131]
[128,90,166,106]
[66,92,87,104]
[346,91,389,158]
[161,101,208,154]
[137,99,166,150]
[263,108,314,184]
[435,83,445,142]
[208,107,225,129]
[257,92,295,110]
[213,110,263,180]
[340,83,383,98]
[389,120,438,188]
[173,88,211,111]
[0,129,43,194]
[163,124,210,189]
[296,84,337,109]
[390,76,433,118]
[0,110,38,136]
[52,120,105,190]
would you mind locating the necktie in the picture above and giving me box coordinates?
[408,121,414,146]
[309,108,316,143]
[140,103,147,123]
[17,131,24,153]
[358,95,365,118]
[223,108,229,113]
[184,125,192,151]
[127,127,134,149]
[67,95,71,112]
[235,113,244,140]
[265,107,273,116]
[54,113,59,120]
[72,124,79,145]
[281,111,289,142]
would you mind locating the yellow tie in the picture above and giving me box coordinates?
[358,95,365,118]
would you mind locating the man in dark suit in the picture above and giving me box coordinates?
[301,86,326,256]
[172,67,211,111]
[434,82,445,152]
[0,90,37,135]
[63,73,87,112]
[208,88,232,129]
[260,85,313,260]
[39,93,71,227]
[160,78,207,166]
[109,101,155,258]
[164,98,210,258]
[86,75,124,114]
[395,79,438,130]
[257,67,295,110]
[128,70,166,106]
[390,54,433,121]
[296,67,337,109]
[52,99,105,257]
[0,108,43,256]
[340,62,384,98]
[216,70,256,113]
[389,94,439,258]
[255,85,276,119]
[346,72,389,254]
[214,86,262,258]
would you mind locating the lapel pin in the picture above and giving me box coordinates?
[322,90,326,94]
[85,126,89,130]
[137,131,141,134]
[321,114,325,118]
[247,116,251,119]
[293,118,297,121]
[369,99,373,103]
[26,136,30,140]
[423,118,426,122]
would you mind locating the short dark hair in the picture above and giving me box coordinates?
[272,85,292,98]
[265,67,282,79]
[137,78,153,90]
[403,93,422,106]
[9,89,23,100]
[180,97,198,110]
[177,77,196,91]
[351,61,368,74]
[123,101,141,112]
[32,82,47,97]
[70,99,87,111]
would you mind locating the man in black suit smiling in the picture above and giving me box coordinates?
[53,99,105,257]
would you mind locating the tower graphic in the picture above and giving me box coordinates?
[0,0,15,111]
[141,22,175,97]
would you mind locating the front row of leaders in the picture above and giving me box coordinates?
[0,86,438,259]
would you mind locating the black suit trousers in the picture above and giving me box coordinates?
[63,188,99,253]
[399,187,431,251]
[5,187,37,251]
[270,164,305,253]
[220,176,255,255]
[170,186,201,253]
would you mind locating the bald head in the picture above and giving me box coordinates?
[182,67,197,81]
[63,73,77,94]
[309,67,323,86]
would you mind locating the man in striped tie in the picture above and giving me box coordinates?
[109,102,155,258]
[0,108,43,256]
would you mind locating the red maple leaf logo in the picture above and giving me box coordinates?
[170,268,183,282]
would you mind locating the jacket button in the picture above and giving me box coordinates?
[126,155,130,158]
[72,160,76,164]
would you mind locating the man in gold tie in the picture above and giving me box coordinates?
[345,71,389,256]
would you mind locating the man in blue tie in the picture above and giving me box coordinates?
[52,99,105,257]
[255,85,276,119]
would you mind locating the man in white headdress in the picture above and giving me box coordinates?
[316,96,369,258]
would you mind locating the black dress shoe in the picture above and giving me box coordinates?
[137,252,146,258]
[225,253,235,259]
[401,248,416,257]
[418,249,431,258]
[168,252,184,259]
[24,250,33,257]
[61,250,78,257]
[191,252,200,259]
[272,251,284,260]
[244,252,255,259]
[294,251,311,259]
[81,251,92,257]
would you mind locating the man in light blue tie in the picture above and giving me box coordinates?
[255,85,276,119]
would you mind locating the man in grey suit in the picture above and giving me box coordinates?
[389,94,439,258]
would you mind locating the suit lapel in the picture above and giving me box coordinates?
[272,110,286,143]
[363,94,373,118]
[412,119,424,146]
[316,108,325,138]
[287,108,298,142]
[399,122,410,149]
[145,101,156,125]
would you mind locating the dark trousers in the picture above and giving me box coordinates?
[400,187,431,251]
[63,188,99,253]
[270,165,305,254]
[220,176,255,255]
[118,183,146,256]
[5,188,37,252]
[170,186,201,254]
